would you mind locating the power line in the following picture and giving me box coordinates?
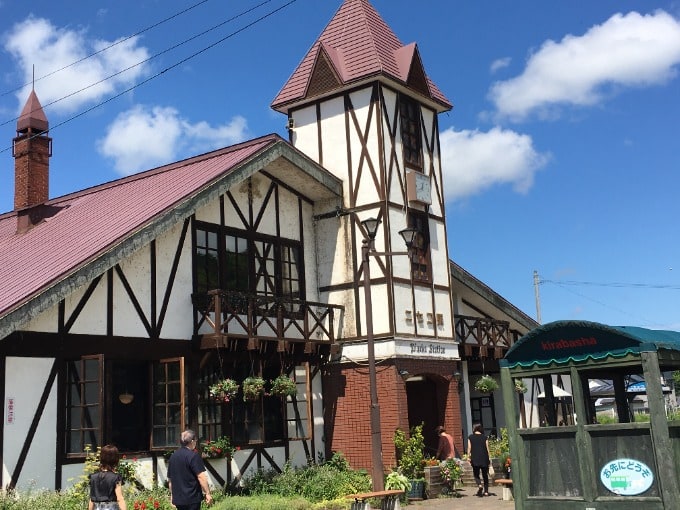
[547,280,657,326]
[539,278,680,290]
[0,0,210,100]
[0,0,276,131]
[0,0,295,154]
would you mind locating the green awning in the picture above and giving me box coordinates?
[500,320,680,369]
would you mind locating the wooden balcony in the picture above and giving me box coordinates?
[456,315,513,360]
[193,290,343,354]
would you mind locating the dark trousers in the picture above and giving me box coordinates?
[175,504,201,510]
[472,465,489,492]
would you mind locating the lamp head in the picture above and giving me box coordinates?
[361,217,380,240]
[398,227,418,250]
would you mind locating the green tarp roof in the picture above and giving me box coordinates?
[501,320,680,369]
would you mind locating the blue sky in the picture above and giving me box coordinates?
[1,0,680,329]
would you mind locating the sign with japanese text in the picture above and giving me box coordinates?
[600,458,654,496]
[6,397,15,424]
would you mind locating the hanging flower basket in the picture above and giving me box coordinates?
[514,378,528,394]
[474,375,499,393]
[242,376,265,401]
[208,378,239,403]
[270,375,297,397]
[201,436,236,459]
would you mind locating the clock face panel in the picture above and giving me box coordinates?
[409,171,431,204]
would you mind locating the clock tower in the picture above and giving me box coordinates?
[271,0,461,471]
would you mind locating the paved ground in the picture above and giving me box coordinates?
[407,485,515,509]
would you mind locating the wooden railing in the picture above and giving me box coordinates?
[455,315,512,359]
[193,290,343,350]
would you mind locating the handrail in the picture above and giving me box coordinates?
[193,289,344,344]
[456,315,512,358]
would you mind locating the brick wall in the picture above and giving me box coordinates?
[322,357,463,473]
[13,134,50,210]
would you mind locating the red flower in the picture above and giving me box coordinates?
[153,500,159,509]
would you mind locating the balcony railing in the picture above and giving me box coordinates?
[456,315,512,359]
[193,289,343,351]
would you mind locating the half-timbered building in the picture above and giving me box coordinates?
[0,0,536,492]
[271,0,460,467]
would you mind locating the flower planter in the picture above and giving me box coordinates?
[424,465,444,498]
[407,479,425,500]
[242,377,265,401]
[270,375,297,397]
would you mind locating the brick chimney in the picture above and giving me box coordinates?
[12,90,52,232]
[13,89,51,210]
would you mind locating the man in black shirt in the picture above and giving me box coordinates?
[168,429,213,509]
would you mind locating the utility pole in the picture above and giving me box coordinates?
[533,270,542,324]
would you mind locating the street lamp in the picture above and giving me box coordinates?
[360,217,417,491]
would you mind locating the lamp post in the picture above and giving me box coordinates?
[360,217,417,491]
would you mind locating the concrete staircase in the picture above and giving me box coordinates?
[459,459,505,486]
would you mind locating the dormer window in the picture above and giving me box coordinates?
[399,95,423,170]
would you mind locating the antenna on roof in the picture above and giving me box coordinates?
[32,64,35,91]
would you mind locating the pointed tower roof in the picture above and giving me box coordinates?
[271,0,451,113]
[17,89,49,133]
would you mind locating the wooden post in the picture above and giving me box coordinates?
[641,350,680,508]
[570,366,596,501]
[500,365,525,510]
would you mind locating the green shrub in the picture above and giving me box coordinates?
[384,471,409,491]
[487,428,509,459]
[596,413,617,424]
[241,453,370,503]
[393,423,425,479]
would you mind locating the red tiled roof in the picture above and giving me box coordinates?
[0,135,283,320]
[271,0,451,112]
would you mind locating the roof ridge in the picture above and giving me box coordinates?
[0,134,281,213]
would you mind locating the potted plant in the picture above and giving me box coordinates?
[394,424,426,499]
[208,378,239,403]
[501,453,512,478]
[242,376,265,401]
[385,470,410,494]
[270,375,297,397]
[441,458,463,492]
[514,378,528,394]
[474,374,499,393]
[201,436,236,459]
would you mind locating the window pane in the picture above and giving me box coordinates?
[87,405,100,427]
[152,359,183,448]
[85,382,99,404]
[168,383,181,402]
[66,357,101,454]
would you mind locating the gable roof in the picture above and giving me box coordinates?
[450,261,539,333]
[0,134,342,339]
[271,0,451,113]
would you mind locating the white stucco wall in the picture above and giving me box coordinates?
[3,357,56,490]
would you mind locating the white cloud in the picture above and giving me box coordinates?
[489,10,680,121]
[4,16,150,114]
[97,105,249,174]
[440,126,550,201]
[490,57,511,74]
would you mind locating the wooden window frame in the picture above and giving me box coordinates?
[408,210,431,282]
[65,355,103,457]
[151,357,186,449]
[399,95,423,170]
